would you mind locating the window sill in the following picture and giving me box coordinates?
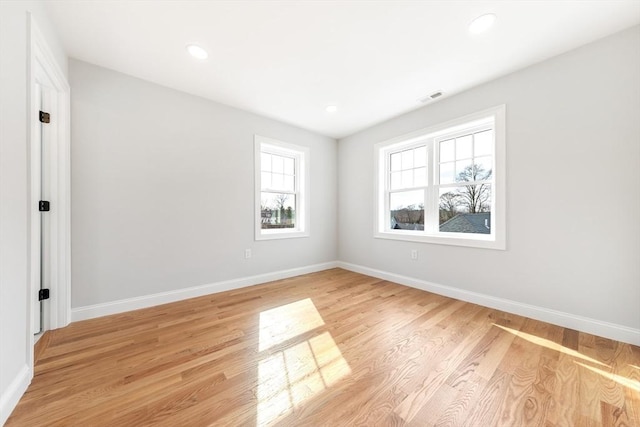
[374,231,505,250]
[256,230,310,241]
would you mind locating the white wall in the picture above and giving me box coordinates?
[338,26,640,342]
[69,59,337,309]
[0,1,67,424]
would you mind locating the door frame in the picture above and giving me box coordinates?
[27,13,70,360]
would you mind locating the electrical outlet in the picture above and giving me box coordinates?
[411,249,418,260]
[244,249,252,259]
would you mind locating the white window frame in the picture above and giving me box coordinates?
[255,135,310,240]
[374,105,506,250]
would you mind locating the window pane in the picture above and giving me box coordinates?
[284,157,295,175]
[261,192,296,229]
[272,173,284,190]
[414,167,426,187]
[261,153,271,172]
[440,162,455,184]
[439,185,492,234]
[402,169,413,188]
[272,155,284,174]
[414,146,427,167]
[456,135,472,160]
[261,172,272,190]
[283,175,294,191]
[455,160,473,182]
[390,172,402,190]
[401,149,413,169]
[474,156,493,180]
[440,139,455,162]
[390,152,401,172]
[390,190,424,230]
[474,130,493,156]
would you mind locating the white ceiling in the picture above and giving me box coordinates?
[45,1,640,139]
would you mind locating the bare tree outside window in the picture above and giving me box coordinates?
[456,164,492,214]
[439,191,461,223]
[439,164,492,234]
[261,193,296,229]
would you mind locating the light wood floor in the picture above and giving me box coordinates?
[7,269,640,426]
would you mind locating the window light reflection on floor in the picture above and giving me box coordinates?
[257,299,351,426]
[493,325,640,399]
[259,298,325,351]
[575,361,640,392]
[493,323,609,367]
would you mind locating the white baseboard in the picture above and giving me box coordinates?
[70,260,640,345]
[71,261,339,322]
[0,364,31,426]
[337,261,640,346]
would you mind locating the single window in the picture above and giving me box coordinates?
[255,135,309,240]
[375,105,506,249]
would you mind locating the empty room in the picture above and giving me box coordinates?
[1,1,639,426]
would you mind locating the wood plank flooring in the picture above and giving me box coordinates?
[6,268,640,426]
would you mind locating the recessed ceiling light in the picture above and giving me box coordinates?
[325,105,338,113]
[186,44,208,60]
[468,14,496,34]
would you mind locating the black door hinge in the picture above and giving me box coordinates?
[39,201,50,212]
[38,289,50,301]
[39,111,50,123]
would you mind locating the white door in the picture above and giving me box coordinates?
[32,83,53,335]
[29,16,72,340]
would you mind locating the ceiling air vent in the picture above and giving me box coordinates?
[419,91,444,103]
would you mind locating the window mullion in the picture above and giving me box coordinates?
[384,151,391,232]
[426,140,436,234]
[425,185,437,234]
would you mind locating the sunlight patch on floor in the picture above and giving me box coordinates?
[257,300,351,426]
[493,324,609,367]
[575,361,640,392]
[259,298,325,352]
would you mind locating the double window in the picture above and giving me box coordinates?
[255,135,309,240]
[375,105,506,249]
